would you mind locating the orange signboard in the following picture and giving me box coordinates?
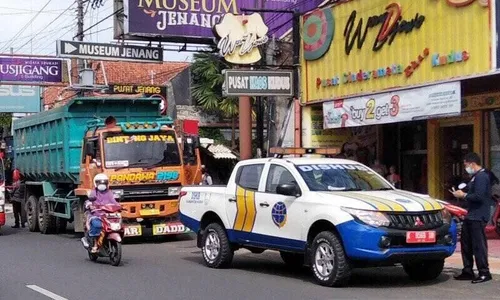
[300,0,492,103]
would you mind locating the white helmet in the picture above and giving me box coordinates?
[94,173,109,191]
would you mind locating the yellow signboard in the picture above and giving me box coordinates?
[300,0,491,103]
[106,134,175,144]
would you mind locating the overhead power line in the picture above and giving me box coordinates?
[74,7,123,40]
[0,0,54,52]
[15,1,77,52]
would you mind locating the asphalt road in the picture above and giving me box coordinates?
[1,214,500,300]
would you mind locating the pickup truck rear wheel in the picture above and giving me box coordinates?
[310,231,351,287]
[403,259,444,281]
[202,223,233,268]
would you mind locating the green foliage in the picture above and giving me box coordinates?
[199,127,227,144]
[0,113,12,128]
[191,49,240,118]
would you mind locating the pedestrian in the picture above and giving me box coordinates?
[451,152,492,283]
[386,165,401,188]
[8,169,26,229]
[200,165,213,185]
[105,116,117,128]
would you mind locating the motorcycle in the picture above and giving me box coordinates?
[441,182,500,240]
[81,204,125,266]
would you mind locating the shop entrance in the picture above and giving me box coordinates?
[427,111,482,201]
[440,125,474,203]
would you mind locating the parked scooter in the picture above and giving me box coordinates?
[442,182,500,240]
[81,204,124,266]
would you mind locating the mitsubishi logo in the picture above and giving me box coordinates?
[414,216,424,227]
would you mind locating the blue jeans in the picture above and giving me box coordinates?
[89,218,102,237]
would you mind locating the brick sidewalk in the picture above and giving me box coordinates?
[446,239,500,274]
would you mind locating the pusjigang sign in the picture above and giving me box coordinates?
[120,0,322,43]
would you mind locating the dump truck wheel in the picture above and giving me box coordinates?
[38,197,56,234]
[55,218,67,234]
[26,195,39,232]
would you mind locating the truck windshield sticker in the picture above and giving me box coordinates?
[106,134,176,144]
[105,160,129,168]
[297,164,370,172]
[109,171,180,183]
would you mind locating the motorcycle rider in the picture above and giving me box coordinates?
[85,174,119,253]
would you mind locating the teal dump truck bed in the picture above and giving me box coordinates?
[13,97,163,184]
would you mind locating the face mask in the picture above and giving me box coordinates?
[466,167,475,175]
[97,184,107,191]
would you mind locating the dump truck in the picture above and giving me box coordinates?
[12,96,202,237]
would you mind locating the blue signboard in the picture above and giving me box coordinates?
[0,85,41,113]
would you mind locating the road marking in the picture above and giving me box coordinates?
[26,285,68,300]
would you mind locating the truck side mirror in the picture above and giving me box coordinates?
[276,183,300,197]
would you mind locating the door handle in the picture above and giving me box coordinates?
[228,198,236,203]
[259,202,270,207]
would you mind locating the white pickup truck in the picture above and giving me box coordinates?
[179,155,457,287]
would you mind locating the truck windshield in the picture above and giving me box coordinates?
[295,164,393,192]
[103,132,181,169]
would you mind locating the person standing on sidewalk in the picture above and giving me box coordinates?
[451,152,492,283]
[8,170,26,228]
[200,165,213,186]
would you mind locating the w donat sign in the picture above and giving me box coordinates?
[213,13,268,65]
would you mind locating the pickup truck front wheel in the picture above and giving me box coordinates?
[403,259,444,281]
[202,223,233,268]
[310,231,351,287]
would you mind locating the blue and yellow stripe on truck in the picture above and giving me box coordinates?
[233,186,257,232]
[335,191,443,212]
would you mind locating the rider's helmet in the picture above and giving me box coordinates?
[94,173,109,192]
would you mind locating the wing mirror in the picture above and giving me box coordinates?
[276,183,300,197]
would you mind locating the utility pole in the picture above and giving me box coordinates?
[76,0,85,94]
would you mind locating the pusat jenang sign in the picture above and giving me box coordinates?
[223,70,293,96]
[57,40,163,63]
[214,13,268,65]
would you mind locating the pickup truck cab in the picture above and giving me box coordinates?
[179,154,457,287]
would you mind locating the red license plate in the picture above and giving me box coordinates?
[406,231,436,243]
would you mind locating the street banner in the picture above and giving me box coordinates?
[122,0,322,43]
[0,57,63,84]
[0,85,41,113]
[323,81,461,129]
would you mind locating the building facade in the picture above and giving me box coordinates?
[298,0,496,202]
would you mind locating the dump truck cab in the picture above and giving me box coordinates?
[77,119,199,236]
[13,96,202,237]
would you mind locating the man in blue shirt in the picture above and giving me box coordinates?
[451,152,492,283]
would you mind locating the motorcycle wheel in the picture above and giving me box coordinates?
[109,241,122,267]
[88,251,98,262]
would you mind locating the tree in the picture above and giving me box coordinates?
[191,48,241,149]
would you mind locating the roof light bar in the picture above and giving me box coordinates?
[269,147,340,158]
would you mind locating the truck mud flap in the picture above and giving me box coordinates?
[123,221,191,238]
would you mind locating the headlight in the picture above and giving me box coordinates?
[441,208,452,224]
[341,207,390,227]
[112,189,124,199]
[168,186,181,196]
